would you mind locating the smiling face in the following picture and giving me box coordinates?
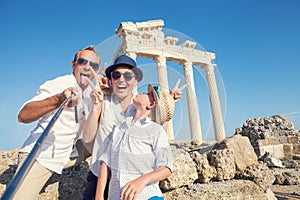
[111,66,138,101]
[72,49,100,90]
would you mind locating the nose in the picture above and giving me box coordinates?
[83,64,90,71]
[118,74,125,82]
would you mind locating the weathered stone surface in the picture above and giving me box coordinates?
[236,162,275,191]
[208,149,236,181]
[212,134,258,173]
[259,152,284,168]
[237,115,300,160]
[273,168,300,185]
[1,115,300,199]
[163,180,277,200]
[191,151,216,183]
[160,146,198,190]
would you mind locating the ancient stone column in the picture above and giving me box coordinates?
[154,55,174,140]
[183,61,202,145]
[205,64,226,141]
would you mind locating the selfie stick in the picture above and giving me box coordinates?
[1,97,72,200]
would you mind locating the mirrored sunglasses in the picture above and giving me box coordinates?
[76,58,99,71]
[152,85,161,99]
[111,71,135,81]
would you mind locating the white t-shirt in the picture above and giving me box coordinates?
[19,74,93,174]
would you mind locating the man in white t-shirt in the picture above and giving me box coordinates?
[14,46,101,199]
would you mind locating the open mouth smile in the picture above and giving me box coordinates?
[80,73,89,78]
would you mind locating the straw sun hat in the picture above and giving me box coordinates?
[148,84,175,125]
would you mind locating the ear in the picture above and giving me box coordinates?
[71,60,76,69]
[146,101,156,110]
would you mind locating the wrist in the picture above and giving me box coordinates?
[137,175,150,186]
[57,93,65,105]
[94,99,103,106]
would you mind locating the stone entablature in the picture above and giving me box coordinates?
[114,20,215,67]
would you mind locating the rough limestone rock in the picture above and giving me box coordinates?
[213,134,258,173]
[273,168,300,185]
[163,180,277,200]
[236,115,300,160]
[159,146,198,190]
[1,115,300,199]
[208,149,236,181]
[190,151,216,183]
[236,162,275,191]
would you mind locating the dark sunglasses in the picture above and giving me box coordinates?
[152,85,161,99]
[111,71,135,81]
[76,58,99,71]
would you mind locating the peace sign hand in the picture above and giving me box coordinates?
[170,79,188,102]
[93,63,110,90]
[83,63,110,104]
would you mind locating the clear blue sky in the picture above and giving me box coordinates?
[1,0,299,150]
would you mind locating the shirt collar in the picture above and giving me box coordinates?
[111,94,136,117]
[134,117,151,126]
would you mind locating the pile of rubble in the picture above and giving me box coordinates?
[236,115,300,167]
[0,115,299,199]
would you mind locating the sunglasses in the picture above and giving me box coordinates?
[111,71,135,81]
[76,58,99,71]
[152,85,161,99]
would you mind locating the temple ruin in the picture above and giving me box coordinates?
[113,19,225,144]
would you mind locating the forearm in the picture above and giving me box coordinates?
[95,162,109,200]
[140,166,172,185]
[120,166,172,199]
[82,103,102,144]
[18,93,63,123]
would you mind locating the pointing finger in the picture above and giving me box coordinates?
[100,63,107,76]
[179,83,188,91]
[82,76,95,90]
[88,65,100,88]
[172,79,181,91]
[88,65,99,78]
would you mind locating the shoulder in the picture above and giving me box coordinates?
[138,120,165,137]
[39,74,75,91]
[148,120,163,130]
[42,74,74,86]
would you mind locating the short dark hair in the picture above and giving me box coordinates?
[73,45,100,62]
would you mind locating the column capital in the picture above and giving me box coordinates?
[205,63,217,75]
[125,52,137,60]
[153,55,166,66]
[182,60,193,67]
[182,60,193,74]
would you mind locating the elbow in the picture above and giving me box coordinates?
[82,139,94,154]
[82,136,89,144]
[18,110,32,123]
[18,112,27,123]
[82,134,94,144]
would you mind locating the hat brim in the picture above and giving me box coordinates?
[106,64,143,82]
